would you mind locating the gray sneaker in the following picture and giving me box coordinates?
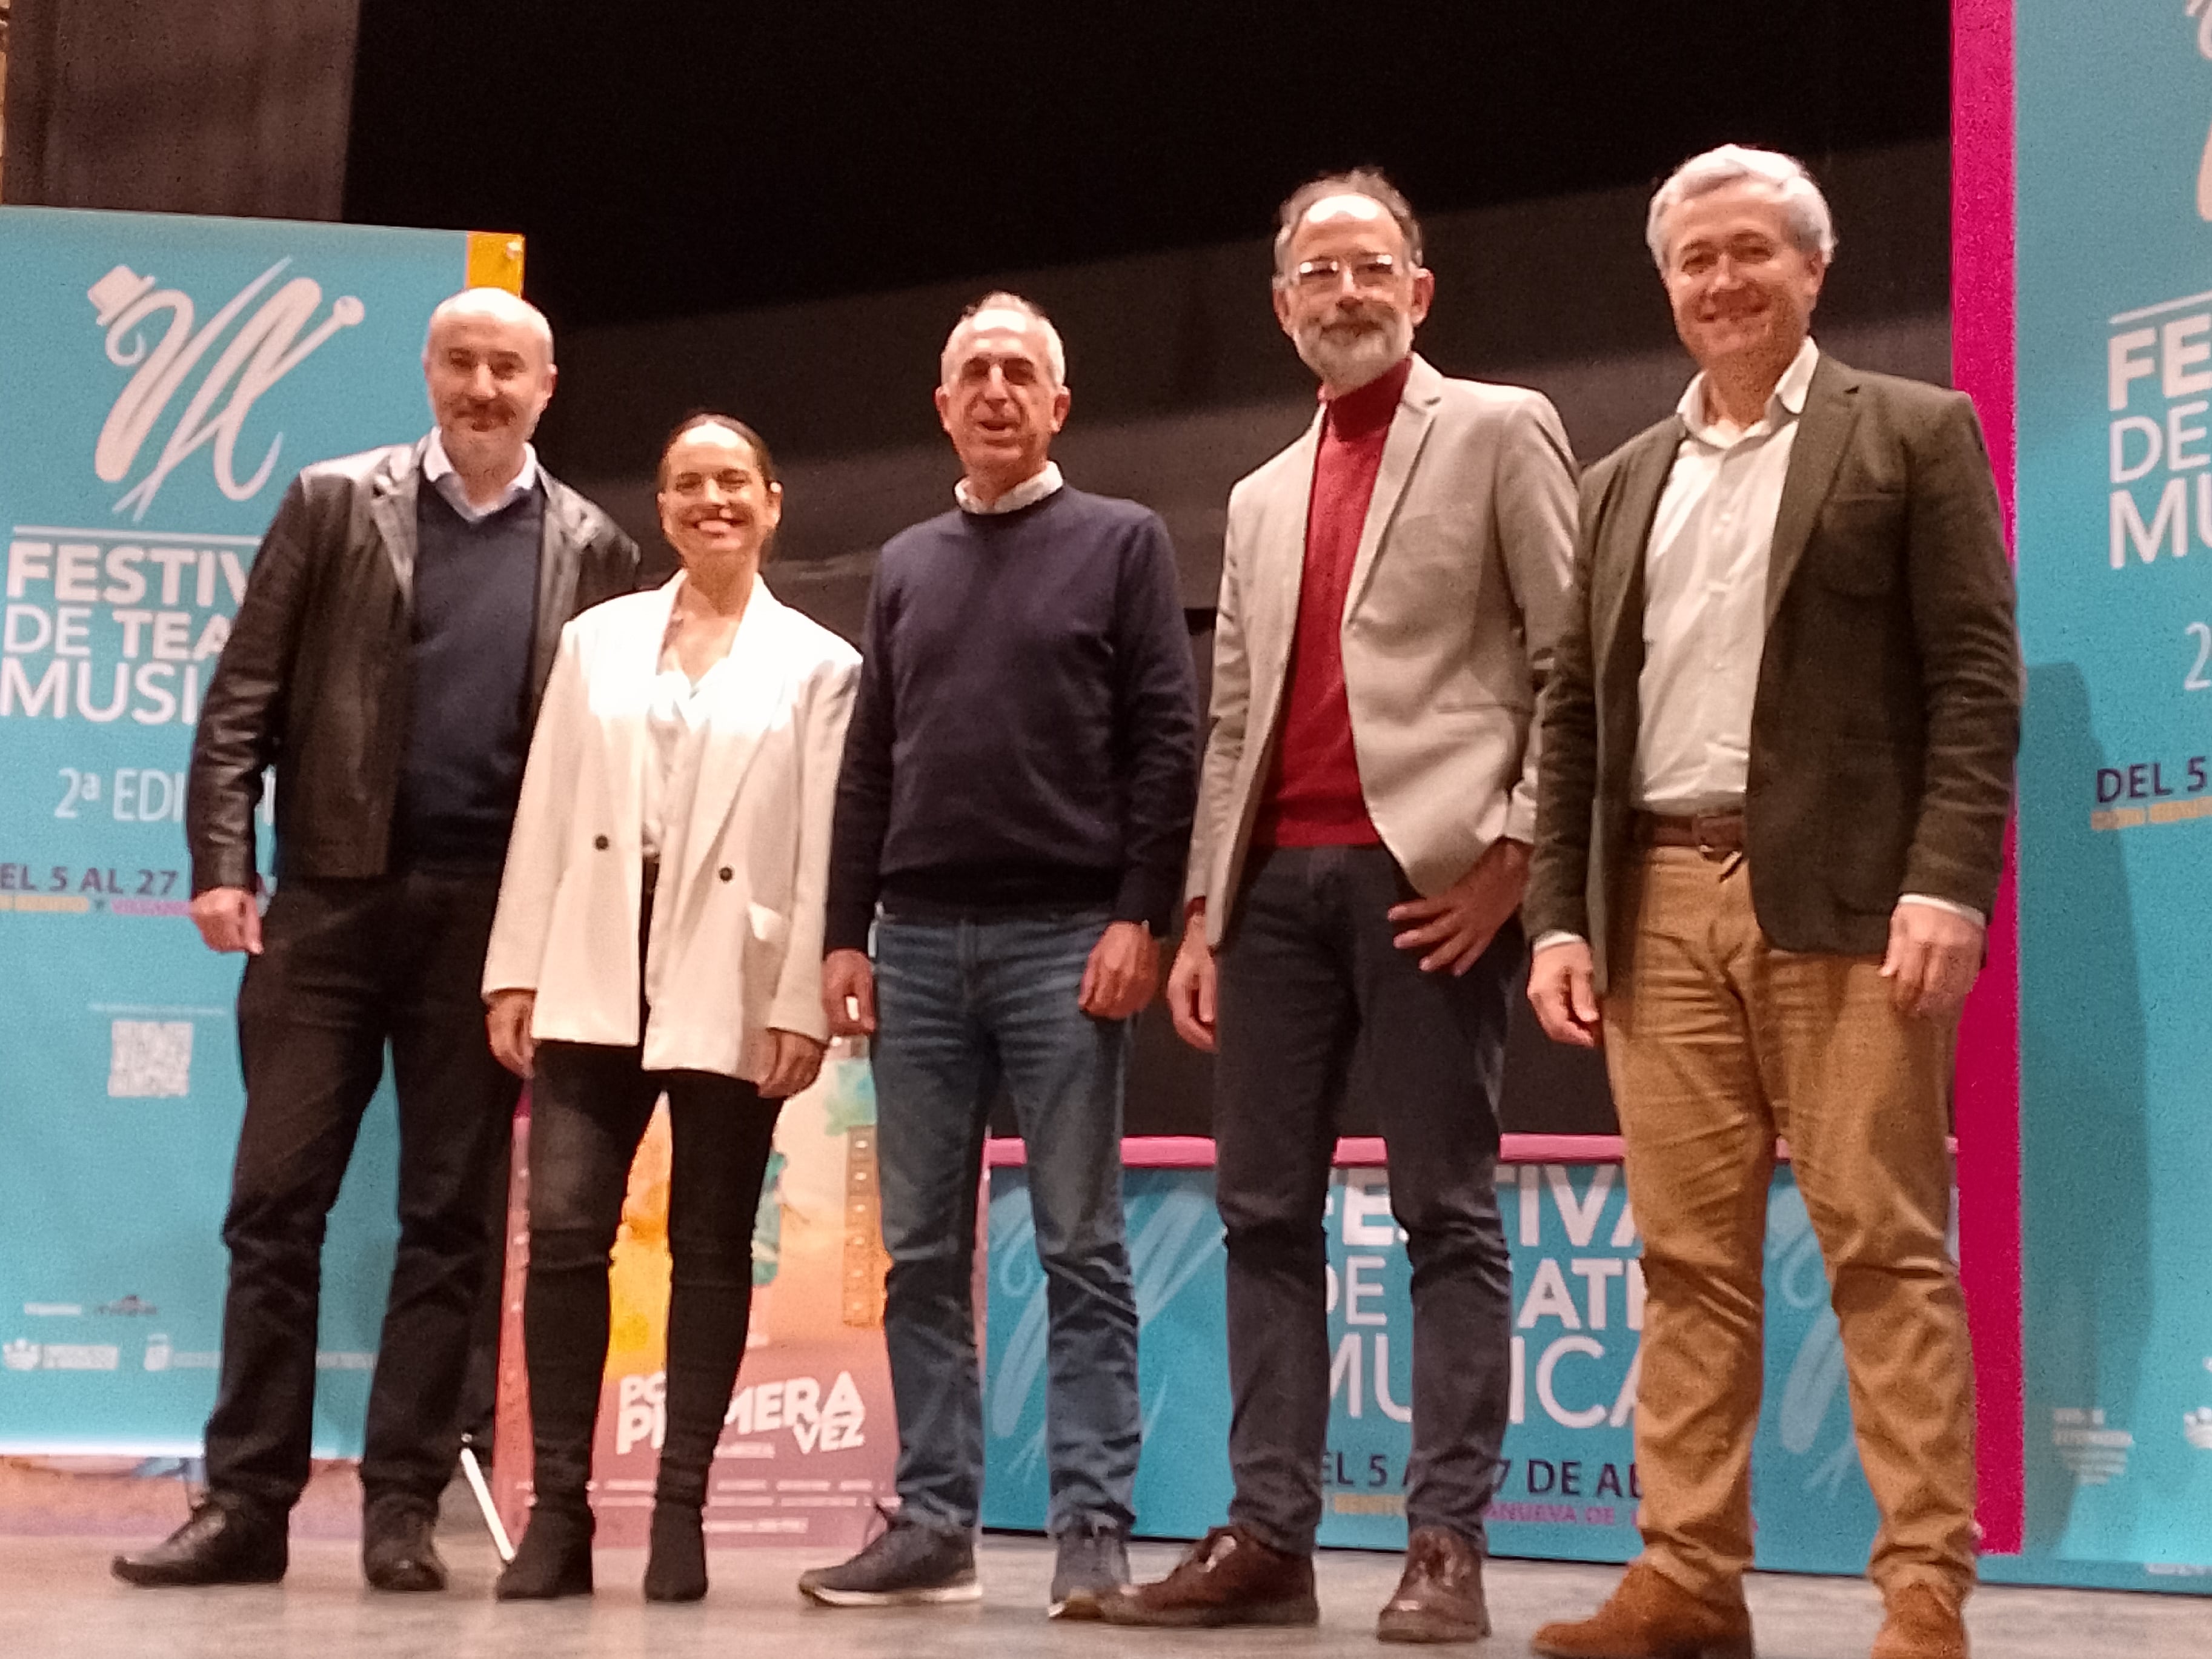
[1049,1525,1130,1620]
[797,1517,981,1607]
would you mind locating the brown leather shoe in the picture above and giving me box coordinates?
[1094,1525,1318,1628]
[1871,1583,1968,1659]
[1530,1562,1755,1659]
[1377,1526,1490,1643]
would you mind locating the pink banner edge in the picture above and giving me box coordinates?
[1950,0,2027,1556]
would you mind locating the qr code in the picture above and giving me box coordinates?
[108,1020,193,1098]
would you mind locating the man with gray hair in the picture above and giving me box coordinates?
[1103,168,1576,1640]
[802,293,1198,1615]
[1526,146,2018,1659]
[115,288,639,1592]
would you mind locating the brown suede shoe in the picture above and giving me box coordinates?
[1870,1583,1968,1659]
[1094,1525,1318,1628]
[1530,1562,1756,1659]
[1377,1526,1491,1643]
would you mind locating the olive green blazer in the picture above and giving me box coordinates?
[1525,351,2022,988]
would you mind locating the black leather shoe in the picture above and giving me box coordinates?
[496,1508,594,1601]
[112,1500,287,1588]
[362,1503,448,1593]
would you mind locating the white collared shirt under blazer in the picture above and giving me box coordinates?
[483,573,861,1081]
[1186,354,1578,945]
[1637,337,1820,813]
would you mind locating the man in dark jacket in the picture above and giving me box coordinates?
[115,288,638,1594]
[1524,148,2019,1659]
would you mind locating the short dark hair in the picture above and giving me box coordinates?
[1272,168,1424,275]
[656,411,779,490]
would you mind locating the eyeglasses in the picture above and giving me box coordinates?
[1280,254,1407,294]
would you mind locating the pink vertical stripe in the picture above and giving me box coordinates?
[1950,0,2025,1556]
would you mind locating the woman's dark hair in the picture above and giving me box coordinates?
[656,411,780,561]
[656,411,779,491]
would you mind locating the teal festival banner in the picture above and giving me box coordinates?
[2004,0,2212,1587]
[0,208,486,1455]
[981,1164,1888,1572]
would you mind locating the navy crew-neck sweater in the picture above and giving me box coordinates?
[825,485,1199,950]
[394,483,542,870]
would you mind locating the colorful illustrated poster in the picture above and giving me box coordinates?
[0,208,497,1455]
[492,1052,898,1549]
[2007,1,2212,1588]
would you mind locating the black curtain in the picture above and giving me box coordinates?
[3,0,358,218]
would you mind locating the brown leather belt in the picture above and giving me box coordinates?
[1635,809,1745,858]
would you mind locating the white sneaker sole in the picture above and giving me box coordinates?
[800,1574,983,1608]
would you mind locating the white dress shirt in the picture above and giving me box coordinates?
[422,428,540,522]
[1531,339,1978,952]
[955,460,1063,515]
[1635,337,1818,813]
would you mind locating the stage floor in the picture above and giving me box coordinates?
[0,1531,2200,1659]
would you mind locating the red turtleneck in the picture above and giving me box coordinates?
[1252,354,1412,850]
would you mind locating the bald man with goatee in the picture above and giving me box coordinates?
[115,290,638,1594]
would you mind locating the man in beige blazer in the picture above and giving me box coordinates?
[1102,170,1575,1641]
[1526,147,2020,1659]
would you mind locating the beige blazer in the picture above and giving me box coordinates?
[1187,354,1578,944]
[483,574,860,1079]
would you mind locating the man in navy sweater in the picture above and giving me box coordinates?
[799,293,1198,1616]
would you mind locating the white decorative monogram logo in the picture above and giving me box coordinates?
[2188,3,2212,219]
[88,260,365,522]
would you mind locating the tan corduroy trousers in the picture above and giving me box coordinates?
[1601,847,1977,1602]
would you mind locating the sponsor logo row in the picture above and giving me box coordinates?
[3,1336,376,1373]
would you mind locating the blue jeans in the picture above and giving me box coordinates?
[872,909,1140,1536]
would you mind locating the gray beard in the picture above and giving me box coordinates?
[1295,314,1412,389]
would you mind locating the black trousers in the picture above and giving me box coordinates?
[1213,844,1519,1555]
[520,1040,781,1515]
[203,873,520,1520]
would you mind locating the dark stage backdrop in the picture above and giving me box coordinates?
[1,0,357,218]
[534,141,1951,1139]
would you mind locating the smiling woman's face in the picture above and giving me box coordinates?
[657,422,782,573]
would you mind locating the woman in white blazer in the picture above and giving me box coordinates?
[480,414,859,1604]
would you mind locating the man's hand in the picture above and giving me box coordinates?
[1387,838,1531,974]
[756,1028,828,1098]
[823,948,877,1037]
[487,989,536,1079]
[190,886,264,955]
[1527,938,1603,1048]
[1880,901,1984,1020]
[1165,915,1219,1053]
[1078,920,1160,1021]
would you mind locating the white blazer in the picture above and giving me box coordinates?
[483,574,861,1081]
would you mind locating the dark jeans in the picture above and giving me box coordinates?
[521,1041,781,1514]
[872,908,1140,1536]
[1214,844,1518,1555]
[204,873,521,1520]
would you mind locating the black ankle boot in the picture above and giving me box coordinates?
[495,1508,594,1601]
[642,1503,706,1603]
